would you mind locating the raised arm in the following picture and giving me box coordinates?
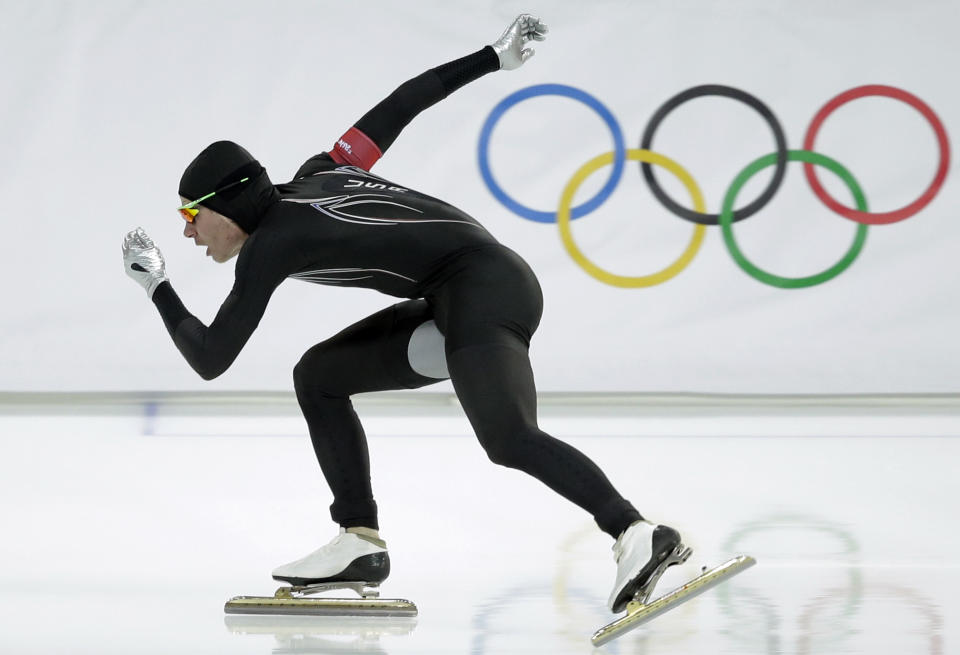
[329,14,548,171]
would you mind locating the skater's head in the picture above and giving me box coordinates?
[178,141,279,256]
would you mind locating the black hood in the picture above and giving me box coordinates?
[179,141,280,234]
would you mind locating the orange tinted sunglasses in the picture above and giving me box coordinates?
[177,176,251,223]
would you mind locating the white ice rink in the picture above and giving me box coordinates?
[0,394,956,654]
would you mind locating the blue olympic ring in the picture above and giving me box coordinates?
[477,84,626,224]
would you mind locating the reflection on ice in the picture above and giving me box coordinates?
[225,614,417,654]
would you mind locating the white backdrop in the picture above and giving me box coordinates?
[1,0,957,393]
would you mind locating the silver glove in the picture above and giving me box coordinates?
[491,14,548,70]
[122,227,169,299]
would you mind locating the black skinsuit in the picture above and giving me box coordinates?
[152,46,641,537]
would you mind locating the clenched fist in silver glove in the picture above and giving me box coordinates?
[491,14,548,70]
[122,227,169,299]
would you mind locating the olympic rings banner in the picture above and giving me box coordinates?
[478,84,950,289]
[4,1,960,393]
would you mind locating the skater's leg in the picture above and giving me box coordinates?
[429,247,677,613]
[293,299,446,529]
[429,246,641,538]
[446,341,641,538]
[445,335,678,611]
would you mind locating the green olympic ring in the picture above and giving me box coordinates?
[719,150,870,289]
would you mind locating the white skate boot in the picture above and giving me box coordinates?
[225,530,417,617]
[607,520,688,613]
[271,529,390,586]
[592,520,756,647]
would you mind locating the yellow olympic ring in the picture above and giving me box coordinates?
[557,149,707,288]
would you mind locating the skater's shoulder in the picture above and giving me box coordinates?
[289,152,339,181]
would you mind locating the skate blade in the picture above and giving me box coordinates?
[224,596,418,617]
[592,554,756,647]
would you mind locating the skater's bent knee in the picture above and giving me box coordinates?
[480,442,513,467]
[292,355,315,392]
[476,427,543,468]
[293,348,346,399]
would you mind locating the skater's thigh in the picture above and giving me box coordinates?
[294,299,449,396]
[445,339,539,436]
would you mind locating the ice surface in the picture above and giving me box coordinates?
[0,404,955,654]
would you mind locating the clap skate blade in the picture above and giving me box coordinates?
[225,581,417,617]
[592,554,756,647]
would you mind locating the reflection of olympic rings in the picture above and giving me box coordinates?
[477,83,951,288]
[718,513,865,654]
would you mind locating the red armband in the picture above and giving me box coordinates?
[330,127,383,170]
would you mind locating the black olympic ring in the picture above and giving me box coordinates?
[639,84,789,226]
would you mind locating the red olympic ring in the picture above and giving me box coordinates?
[803,85,950,225]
